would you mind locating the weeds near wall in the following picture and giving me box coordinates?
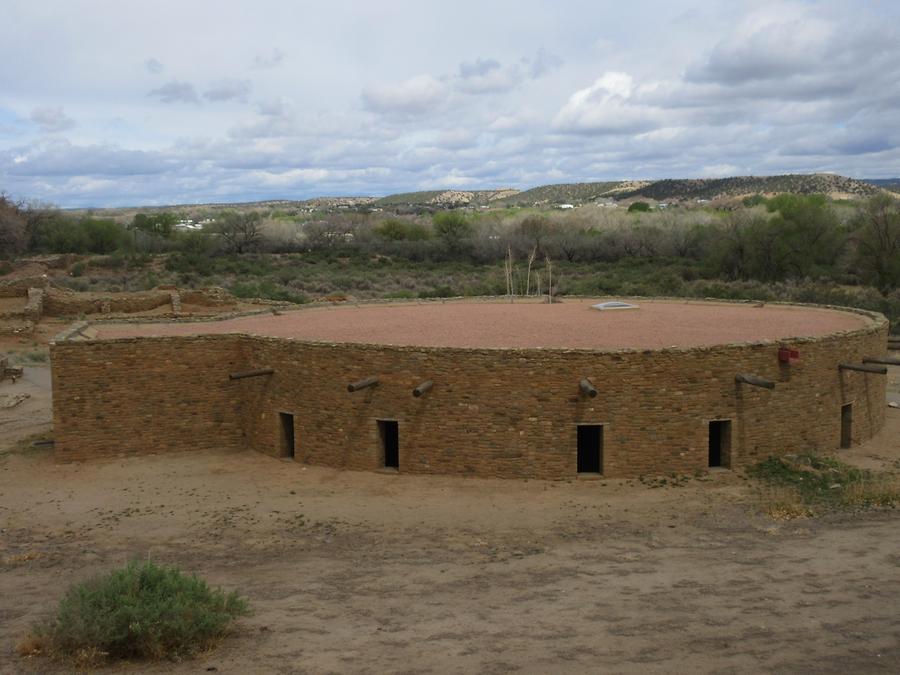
[749,454,900,519]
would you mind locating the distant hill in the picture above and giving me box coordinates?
[491,181,648,207]
[472,174,883,208]
[619,174,881,202]
[62,173,892,215]
[863,178,900,194]
[374,189,518,208]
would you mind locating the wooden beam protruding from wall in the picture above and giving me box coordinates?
[579,378,598,398]
[413,380,434,398]
[839,363,888,375]
[229,368,274,380]
[864,356,900,366]
[735,373,776,389]
[347,376,379,392]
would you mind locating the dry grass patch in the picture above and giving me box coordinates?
[749,453,900,519]
[758,486,814,521]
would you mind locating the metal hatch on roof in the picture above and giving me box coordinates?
[591,301,639,311]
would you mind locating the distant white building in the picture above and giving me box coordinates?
[558,203,575,210]
[174,220,204,231]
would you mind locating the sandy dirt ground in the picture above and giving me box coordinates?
[94,299,871,350]
[0,367,52,447]
[0,361,899,674]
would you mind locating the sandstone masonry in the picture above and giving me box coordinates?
[50,305,889,479]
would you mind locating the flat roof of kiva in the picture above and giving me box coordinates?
[86,299,874,350]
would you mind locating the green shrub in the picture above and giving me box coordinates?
[91,253,127,269]
[374,218,431,241]
[29,560,248,663]
[384,289,416,299]
[419,285,457,298]
[742,194,767,207]
[230,279,307,304]
[432,212,473,252]
[627,201,651,213]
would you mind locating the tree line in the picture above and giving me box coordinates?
[2,192,898,296]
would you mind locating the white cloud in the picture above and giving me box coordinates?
[148,80,199,104]
[30,106,75,133]
[204,79,252,103]
[362,75,448,116]
[525,48,563,79]
[1,0,899,206]
[700,163,741,178]
[251,48,284,70]
[455,50,562,94]
[553,72,665,134]
[459,58,501,79]
[144,58,164,75]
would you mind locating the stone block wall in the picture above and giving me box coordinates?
[43,289,172,317]
[24,287,44,320]
[0,276,47,297]
[49,309,888,477]
[51,336,250,461]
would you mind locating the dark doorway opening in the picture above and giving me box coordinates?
[378,420,399,469]
[279,412,295,458]
[577,424,603,474]
[841,404,853,449]
[708,420,731,468]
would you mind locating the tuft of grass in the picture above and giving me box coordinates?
[758,486,814,521]
[23,560,248,665]
[7,350,49,365]
[842,474,900,508]
[748,454,900,518]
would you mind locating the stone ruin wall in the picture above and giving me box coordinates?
[50,311,888,479]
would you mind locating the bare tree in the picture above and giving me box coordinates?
[215,211,263,254]
[525,247,537,295]
[0,194,27,258]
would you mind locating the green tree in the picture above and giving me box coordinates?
[432,211,473,254]
[132,212,177,239]
[765,194,844,279]
[852,194,900,293]
[374,218,430,241]
[80,218,126,254]
[627,201,651,213]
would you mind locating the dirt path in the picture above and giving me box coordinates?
[0,366,52,449]
[2,405,899,674]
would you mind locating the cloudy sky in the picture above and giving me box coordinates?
[1,0,898,207]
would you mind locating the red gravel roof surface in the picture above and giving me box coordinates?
[90,299,872,351]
